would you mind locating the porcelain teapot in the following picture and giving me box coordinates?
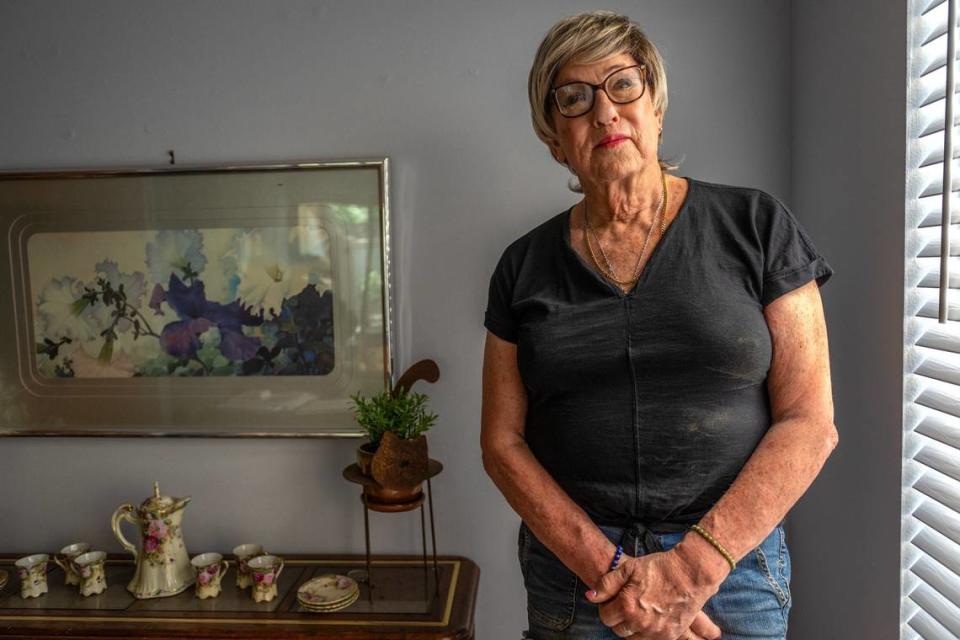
[111,481,194,599]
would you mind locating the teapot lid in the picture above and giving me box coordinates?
[139,481,182,516]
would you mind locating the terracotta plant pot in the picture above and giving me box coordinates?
[356,442,378,476]
[371,432,429,491]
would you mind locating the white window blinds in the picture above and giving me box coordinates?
[904,0,960,638]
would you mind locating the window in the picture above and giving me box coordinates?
[903,0,960,637]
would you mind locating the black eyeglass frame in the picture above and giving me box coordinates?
[549,64,648,118]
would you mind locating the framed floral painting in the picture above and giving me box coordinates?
[0,159,393,436]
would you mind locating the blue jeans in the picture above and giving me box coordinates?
[519,521,792,640]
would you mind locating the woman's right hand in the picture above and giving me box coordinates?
[587,550,722,640]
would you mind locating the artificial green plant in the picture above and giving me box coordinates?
[349,388,438,449]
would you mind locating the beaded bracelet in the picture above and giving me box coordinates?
[690,524,736,572]
[608,543,624,571]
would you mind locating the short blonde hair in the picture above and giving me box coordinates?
[528,11,680,183]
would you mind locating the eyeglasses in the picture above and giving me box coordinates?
[550,64,647,118]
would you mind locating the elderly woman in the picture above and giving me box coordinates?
[480,11,837,640]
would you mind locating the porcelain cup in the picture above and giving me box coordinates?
[232,543,267,589]
[73,551,108,597]
[191,552,229,599]
[53,542,90,586]
[247,554,284,603]
[14,554,49,599]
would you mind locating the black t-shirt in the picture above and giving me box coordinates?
[483,177,834,531]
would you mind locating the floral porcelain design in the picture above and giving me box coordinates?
[111,482,194,599]
[296,574,359,613]
[73,551,107,597]
[297,574,358,605]
[232,543,266,590]
[143,515,180,564]
[15,554,49,599]
[198,564,218,585]
[191,552,229,600]
[54,542,90,586]
[247,555,284,603]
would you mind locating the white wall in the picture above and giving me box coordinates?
[0,2,833,638]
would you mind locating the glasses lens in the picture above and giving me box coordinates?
[605,67,645,104]
[553,67,645,117]
[555,84,593,117]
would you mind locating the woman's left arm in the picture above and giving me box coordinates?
[670,277,839,586]
[588,279,838,637]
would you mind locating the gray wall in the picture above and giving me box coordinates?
[0,1,890,638]
[789,1,905,638]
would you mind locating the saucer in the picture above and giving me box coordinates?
[297,574,358,608]
[298,589,359,612]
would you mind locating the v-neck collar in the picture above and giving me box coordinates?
[561,176,697,298]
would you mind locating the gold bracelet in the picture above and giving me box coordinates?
[690,524,737,572]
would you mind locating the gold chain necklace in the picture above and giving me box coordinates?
[587,171,666,282]
[584,171,668,287]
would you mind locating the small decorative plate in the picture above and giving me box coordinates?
[297,574,358,607]
[298,590,359,613]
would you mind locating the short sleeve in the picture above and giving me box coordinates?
[760,196,834,306]
[484,245,519,343]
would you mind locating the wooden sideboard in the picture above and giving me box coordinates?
[0,553,479,639]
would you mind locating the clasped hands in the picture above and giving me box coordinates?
[585,548,723,640]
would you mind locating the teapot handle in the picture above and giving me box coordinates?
[111,503,139,561]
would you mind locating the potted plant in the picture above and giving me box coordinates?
[349,387,438,504]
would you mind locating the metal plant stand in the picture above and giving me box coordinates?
[342,459,443,603]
